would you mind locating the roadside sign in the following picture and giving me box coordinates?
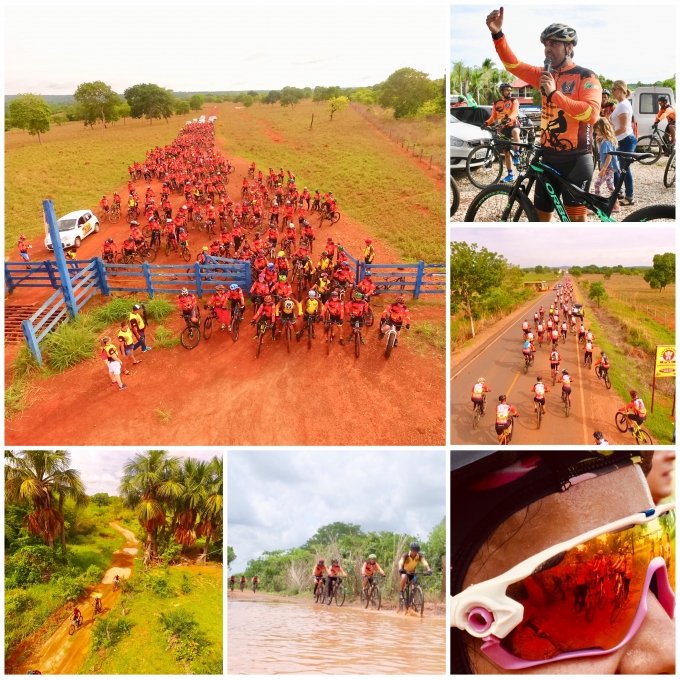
[655,345,676,378]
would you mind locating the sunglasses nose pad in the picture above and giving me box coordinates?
[468,606,494,634]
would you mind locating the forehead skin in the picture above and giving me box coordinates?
[462,465,671,674]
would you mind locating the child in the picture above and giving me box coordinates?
[593,117,620,213]
[101,336,127,390]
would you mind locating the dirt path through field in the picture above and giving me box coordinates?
[5,107,445,446]
[5,522,139,675]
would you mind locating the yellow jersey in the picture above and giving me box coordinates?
[304,299,321,315]
[117,328,135,346]
[402,552,423,572]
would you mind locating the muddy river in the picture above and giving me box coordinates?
[228,597,446,674]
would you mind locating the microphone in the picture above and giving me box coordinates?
[542,58,552,96]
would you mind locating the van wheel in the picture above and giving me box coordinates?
[74,237,82,248]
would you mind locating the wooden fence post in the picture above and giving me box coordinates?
[143,262,155,298]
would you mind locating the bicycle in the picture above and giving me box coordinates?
[252,581,259,594]
[278,317,296,353]
[326,578,346,607]
[663,149,676,188]
[382,320,406,359]
[562,390,571,417]
[595,365,612,390]
[136,242,157,263]
[68,614,83,636]
[497,414,518,445]
[535,399,546,429]
[398,573,427,616]
[313,578,327,604]
[464,143,675,222]
[180,313,201,350]
[115,251,143,266]
[472,394,487,430]
[584,352,593,369]
[255,319,273,358]
[230,304,244,342]
[550,365,559,386]
[318,206,341,226]
[523,352,534,374]
[636,124,674,165]
[465,124,536,189]
[346,318,365,358]
[202,307,219,340]
[112,579,120,592]
[615,410,653,444]
[239,580,246,592]
[324,318,341,356]
[360,576,382,610]
[110,204,121,224]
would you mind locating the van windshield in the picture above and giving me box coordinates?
[57,218,77,232]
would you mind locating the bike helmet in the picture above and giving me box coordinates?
[330,290,339,298]
[602,88,611,96]
[302,219,309,226]
[536,376,543,382]
[130,220,139,226]
[331,559,339,565]
[368,553,377,560]
[630,389,638,398]
[540,22,578,45]
[215,284,225,292]
[105,238,114,244]
[267,263,275,270]
[317,559,325,565]
[321,251,329,257]
[320,272,328,278]
[478,377,486,383]
[499,82,512,91]
[409,542,420,552]
[395,295,405,304]
[279,274,287,282]
[308,290,317,298]
[562,369,569,374]
[498,394,506,402]
[264,295,273,303]
[202,245,209,251]
[229,283,239,291]
[181,204,188,210]
[180,288,189,296]
[338,245,344,252]
[353,291,364,301]
[658,95,669,104]
[277,251,285,257]
[365,238,373,244]
[593,431,604,440]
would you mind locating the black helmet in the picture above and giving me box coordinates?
[540,23,578,46]
[593,431,604,440]
[499,83,512,91]
[658,95,669,104]
[409,542,420,552]
[498,394,506,402]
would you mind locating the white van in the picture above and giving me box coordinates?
[631,86,675,138]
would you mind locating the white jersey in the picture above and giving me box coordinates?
[534,383,546,398]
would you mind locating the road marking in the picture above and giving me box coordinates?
[506,371,520,398]
[574,334,590,444]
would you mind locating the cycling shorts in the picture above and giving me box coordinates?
[534,151,594,211]
[327,313,343,325]
[562,385,572,394]
[533,396,546,403]
[495,422,511,435]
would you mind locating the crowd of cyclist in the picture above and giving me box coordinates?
[97,121,411,348]
[469,278,649,443]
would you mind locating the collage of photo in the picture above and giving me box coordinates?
[2,0,677,677]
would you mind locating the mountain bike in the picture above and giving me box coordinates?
[472,394,487,429]
[202,307,219,340]
[535,399,545,429]
[595,365,612,389]
[562,390,571,417]
[230,304,244,342]
[382,320,407,359]
[663,149,676,188]
[327,578,346,606]
[324,318,341,356]
[465,124,536,189]
[497,414,518,445]
[360,576,382,610]
[279,317,296,353]
[398,573,427,616]
[239,580,246,592]
[110,204,121,223]
[318,206,341,226]
[345,318,365,358]
[112,578,120,592]
[68,614,83,636]
[550,365,559,386]
[255,319,273,358]
[615,410,653,444]
[523,352,534,374]
[313,578,326,604]
[464,144,675,222]
[252,580,259,593]
[180,313,201,350]
[636,124,674,165]
[136,242,157,263]
[300,313,319,349]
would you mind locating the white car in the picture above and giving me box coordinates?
[450,114,492,171]
[45,209,99,250]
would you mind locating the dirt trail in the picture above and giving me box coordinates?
[6,522,139,675]
[5,105,445,446]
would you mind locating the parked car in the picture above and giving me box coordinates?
[571,303,585,320]
[44,209,99,251]
[450,105,535,130]
[519,104,542,125]
[450,114,491,171]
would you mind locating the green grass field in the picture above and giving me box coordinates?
[213,100,445,262]
[80,564,223,674]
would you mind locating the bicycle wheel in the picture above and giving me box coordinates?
[472,405,481,430]
[564,394,570,417]
[466,144,503,189]
[464,184,537,221]
[203,315,214,340]
[615,412,629,433]
[181,247,192,262]
[143,247,157,263]
[68,623,76,636]
[180,325,201,349]
[410,585,424,616]
[636,428,653,445]
[622,205,675,222]
[314,583,324,604]
[385,331,396,358]
[354,330,360,358]
[307,322,313,349]
[369,585,381,610]
[256,330,265,358]
[536,404,542,429]
[231,313,241,342]
[604,372,611,389]
[326,326,333,356]
[331,211,341,224]
[334,584,345,606]
[663,151,676,188]
[635,135,662,164]
[450,174,460,217]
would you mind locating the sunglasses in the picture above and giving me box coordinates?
[450,504,675,669]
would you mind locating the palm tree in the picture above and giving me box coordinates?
[172,458,210,548]
[4,450,87,549]
[119,450,182,558]
[196,456,223,562]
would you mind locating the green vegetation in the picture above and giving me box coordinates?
[7,94,51,143]
[74,81,121,128]
[644,252,675,291]
[123,83,175,123]
[233,519,445,601]
[215,99,444,262]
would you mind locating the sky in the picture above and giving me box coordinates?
[56,449,221,495]
[227,449,445,572]
[4,2,446,95]
[451,3,677,84]
[449,226,676,267]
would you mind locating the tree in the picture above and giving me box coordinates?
[5,450,87,548]
[279,86,305,108]
[8,94,51,143]
[189,94,204,111]
[90,493,111,507]
[450,241,507,337]
[588,281,607,307]
[174,99,191,115]
[303,522,363,548]
[227,546,237,569]
[263,90,280,105]
[350,88,377,105]
[644,252,675,291]
[328,95,349,120]
[124,84,175,123]
[73,81,120,128]
[378,67,436,118]
[116,101,132,124]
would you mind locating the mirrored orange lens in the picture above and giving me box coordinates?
[501,511,675,661]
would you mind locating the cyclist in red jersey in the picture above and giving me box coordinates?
[486,8,601,221]
[207,284,230,329]
[250,274,270,309]
[341,290,369,346]
[251,294,277,339]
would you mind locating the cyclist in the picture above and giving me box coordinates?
[397,543,432,603]
[239,575,247,591]
[584,337,593,367]
[102,237,116,263]
[600,89,615,119]
[94,595,103,614]
[560,319,568,341]
[550,327,559,349]
[585,328,594,344]
[322,290,344,334]
[178,288,199,326]
[340,290,369,346]
[560,368,574,401]
[274,251,289,277]
[594,351,610,380]
[250,274,270,310]
[536,321,545,344]
[531,376,549,413]
[522,337,535,365]
[379,295,411,346]
[296,290,322,340]
[331,262,354,293]
[495,395,519,439]
[361,554,386,596]
[486,9,601,222]
[227,283,246,330]
[251,575,260,590]
[577,321,586,344]
[654,95,675,145]
[538,305,545,320]
[113,574,121,589]
[549,347,561,376]
[229,575,236,591]
[312,559,328,597]
[122,234,137,259]
[327,559,348,604]
[207,284,230,330]
[357,270,377,298]
[521,319,530,337]
[272,274,293,301]
[622,390,647,429]
[471,377,491,413]
[72,606,83,626]
[593,430,609,446]
[99,194,110,216]
[274,294,301,339]
[251,294,277,339]
[485,83,522,182]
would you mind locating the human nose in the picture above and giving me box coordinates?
[616,591,675,673]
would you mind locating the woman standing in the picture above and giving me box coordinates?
[610,80,638,206]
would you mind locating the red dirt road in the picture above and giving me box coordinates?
[5,109,445,445]
[5,523,138,675]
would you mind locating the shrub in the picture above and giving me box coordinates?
[153,325,179,349]
[143,298,174,321]
[91,616,133,650]
[192,656,223,674]
[143,572,175,598]
[84,564,104,584]
[5,591,36,616]
[159,609,210,662]
[181,573,191,594]
[160,543,182,567]
[53,574,85,602]
[5,545,62,587]
[91,298,134,326]
[159,608,199,637]
[41,316,97,371]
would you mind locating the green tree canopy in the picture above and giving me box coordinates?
[379,67,436,118]
[124,83,175,122]
[263,90,281,105]
[227,546,237,569]
[588,281,607,307]
[174,99,191,115]
[189,94,204,111]
[73,81,120,128]
[279,86,305,108]
[8,93,51,143]
[644,252,675,291]
[328,95,349,120]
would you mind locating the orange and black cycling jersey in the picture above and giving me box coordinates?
[655,105,676,124]
[493,33,601,154]
[485,97,519,127]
